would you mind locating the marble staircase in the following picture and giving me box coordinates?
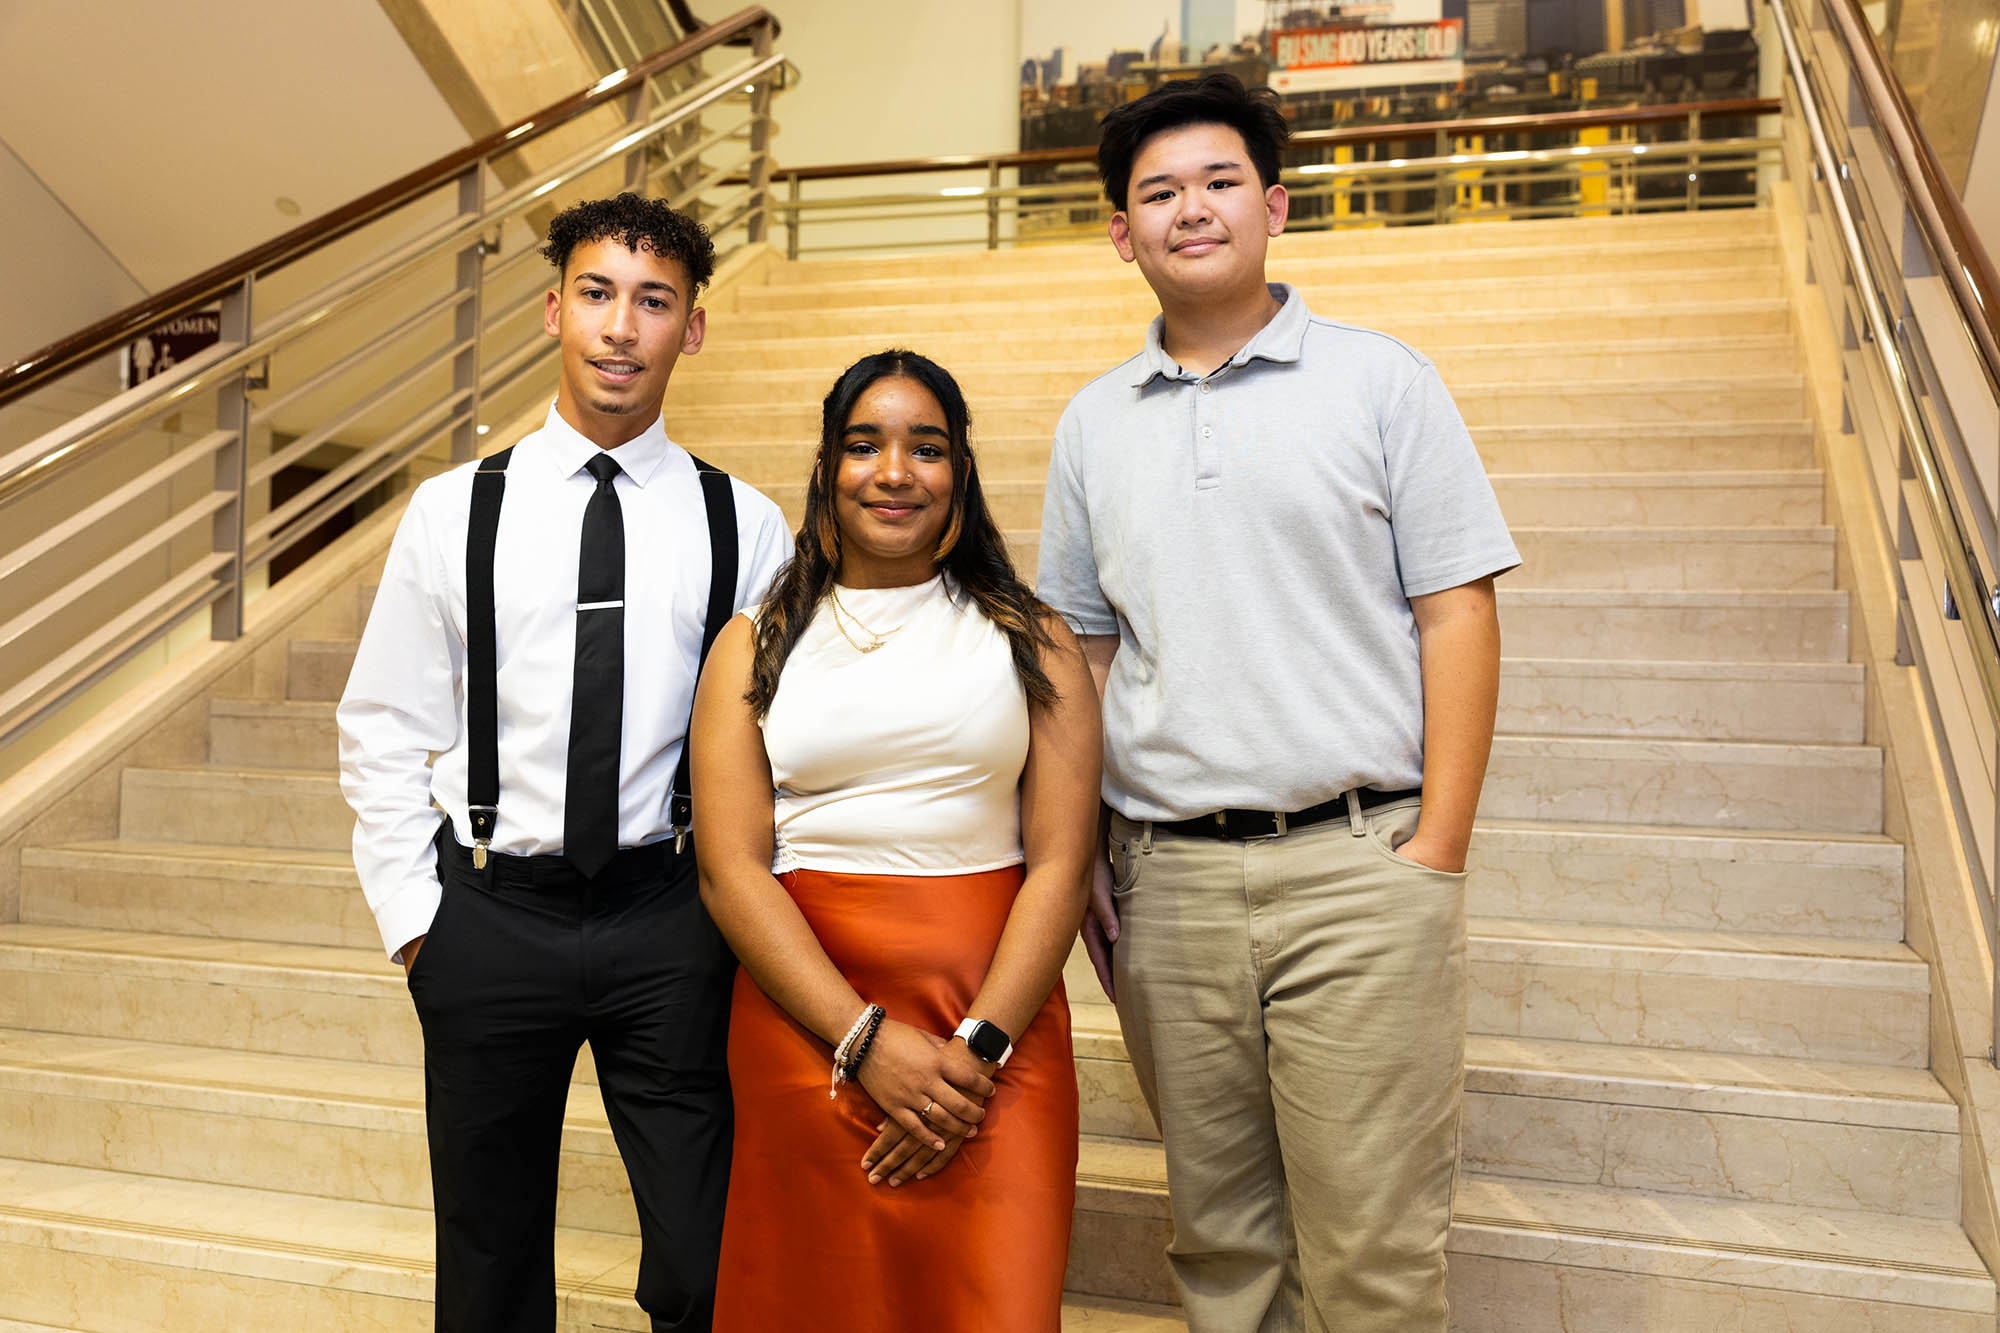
[0,208,1991,1330]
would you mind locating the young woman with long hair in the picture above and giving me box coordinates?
[690,350,1099,1329]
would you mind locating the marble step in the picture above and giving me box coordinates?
[1002,522,1834,590]
[209,698,338,769]
[728,266,1784,317]
[757,471,1826,531]
[1468,918,1925,1064]
[712,282,1792,338]
[769,228,1779,285]
[1494,589,1849,663]
[238,653,1865,759]
[711,282,1786,340]
[0,925,423,1068]
[1506,525,1834,592]
[287,637,356,703]
[661,379,1811,441]
[3,962,1947,1222]
[531,422,1822,489]
[1495,658,1863,742]
[331,585,1853,708]
[30,1114,1967,1329]
[769,213,1775,282]
[0,1157,1178,1331]
[679,339,1801,403]
[119,723,1881,857]
[1069,912,1924,1066]
[119,766,352,851]
[710,305,1799,369]
[1482,734,1881,832]
[20,841,372,948]
[1057,1147,1991,1325]
[0,1032,1177,1272]
[18,814,1902,958]
[1071,1008,1954,1216]
[1446,1174,1992,1329]
[1467,821,1901,937]
[0,896,1925,1073]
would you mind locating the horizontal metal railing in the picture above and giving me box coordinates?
[768,98,1779,258]
[1768,0,2000,1057]
[0,8,783,757]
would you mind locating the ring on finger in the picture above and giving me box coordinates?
[920,1099,936,1121]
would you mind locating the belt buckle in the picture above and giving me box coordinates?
[1222,810,1288,840]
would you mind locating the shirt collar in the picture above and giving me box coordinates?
[1129,283,1309,388]
[534,401,680,487]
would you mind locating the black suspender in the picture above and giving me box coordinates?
[465,447,513,867]
[465,446,740,868]
[673,451,739,848]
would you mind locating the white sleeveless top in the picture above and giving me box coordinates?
[760,575,1030,875]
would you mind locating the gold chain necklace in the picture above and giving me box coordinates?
[828,586,907,654]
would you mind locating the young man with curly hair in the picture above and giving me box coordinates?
[338,192,791,1331]
[1036,75,1519,1331]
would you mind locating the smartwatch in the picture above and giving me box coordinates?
[953,1017,1014,1067]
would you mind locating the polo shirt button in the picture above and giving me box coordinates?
[1202,426,1213,437]
[1199,382,1212,393]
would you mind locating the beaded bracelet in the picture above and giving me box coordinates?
[830,1003,885,1099]
[846,1006,886,1077]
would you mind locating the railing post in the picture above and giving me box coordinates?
[1433,128,1450,224]
[744,20,775,245]
[210,276,253,641]
[452,164,486,464]
[987,160,1002,250]
[786,174,801,260]
[624,85,651,192]
[1687,108,1703,210]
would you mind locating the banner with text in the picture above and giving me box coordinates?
[1269,19,1465,94]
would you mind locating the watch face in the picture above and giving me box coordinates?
[967,1021,1010,1062]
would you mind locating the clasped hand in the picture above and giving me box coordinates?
[855,1020,996,1188]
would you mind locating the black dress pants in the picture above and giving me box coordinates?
[409,832,734,1332]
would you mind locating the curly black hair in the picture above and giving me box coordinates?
[1097,72,1289,210]
[539,192,717,294]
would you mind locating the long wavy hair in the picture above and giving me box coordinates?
[747,349,1060,718]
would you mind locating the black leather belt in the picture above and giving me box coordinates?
[1156,787,1423,841]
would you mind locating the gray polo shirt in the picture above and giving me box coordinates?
[1037,283,1520,822]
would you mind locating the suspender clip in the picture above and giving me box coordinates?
[467,804,498,870]
[670,791,692,855]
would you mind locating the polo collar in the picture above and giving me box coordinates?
[535,401,678,487]
[1129,283,1309,388]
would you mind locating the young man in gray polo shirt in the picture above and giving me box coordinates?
[1036,74,1519,1331]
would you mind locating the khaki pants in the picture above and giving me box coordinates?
[1109,795,1465,1333]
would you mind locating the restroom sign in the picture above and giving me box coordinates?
[122,308,223,389]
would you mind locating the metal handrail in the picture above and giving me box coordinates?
[1819,0,2000,403]
[774,107,1778,258]
[765,98,1779,184]
[0,11,783,757]
[1768,0,2000,1059]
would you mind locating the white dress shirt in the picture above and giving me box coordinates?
[337,404,792,959]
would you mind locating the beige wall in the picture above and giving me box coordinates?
[0,139,145,369]
[1963,50,2000,270]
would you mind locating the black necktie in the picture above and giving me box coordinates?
[565,452,624,876]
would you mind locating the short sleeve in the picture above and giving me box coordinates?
[1035,411,1118,635]
[1382,363,1521,598]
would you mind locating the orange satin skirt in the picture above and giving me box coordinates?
[712,865,1077,1332]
